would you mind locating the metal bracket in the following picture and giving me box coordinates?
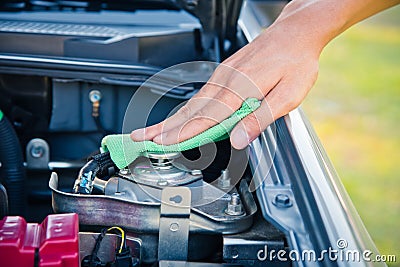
[26,138,49,169]
[158,187,191,261]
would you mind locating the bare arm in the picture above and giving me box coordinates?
[131,0,400,149]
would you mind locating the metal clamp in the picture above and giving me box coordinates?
[158,187,191,261]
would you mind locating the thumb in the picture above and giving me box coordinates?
[230,99,275,149]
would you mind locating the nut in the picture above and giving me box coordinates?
[272,194,292,208]
[225,193,245,216]
[226,203,244,216]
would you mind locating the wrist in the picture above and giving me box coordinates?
[269,0,347,54]
[270,0,400,54]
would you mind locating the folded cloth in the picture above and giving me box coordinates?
[101,98,261,169]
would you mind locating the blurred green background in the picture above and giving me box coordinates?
[302,5,400,266]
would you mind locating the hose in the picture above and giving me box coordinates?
[0,109,26,216]
[0,183,8,218]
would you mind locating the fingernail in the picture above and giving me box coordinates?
[231,128,249,150]
[130,128,145,140]
[153,134,164,144]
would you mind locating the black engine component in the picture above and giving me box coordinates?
[0,74,51,135]
[73,152,117,194]
[0,183,8,218]
[0,111,26,215]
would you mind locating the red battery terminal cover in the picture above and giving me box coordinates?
[0,213,79,267]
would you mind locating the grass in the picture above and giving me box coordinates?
[301,5,400,266]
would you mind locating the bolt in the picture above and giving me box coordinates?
[230,193,240,205]
[218,169,231,189]
[222,170,229,180]
[170,222,180,232]
[89,90,102,103]
[225,193,244,216]
[273,194,292,208]
[231,249,239,259]
[31,145,45,158]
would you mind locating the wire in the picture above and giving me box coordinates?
[86,226,127,267]
[106,226,126,253]
[88,230,106,267]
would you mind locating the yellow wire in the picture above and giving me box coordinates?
[106,226,125,253]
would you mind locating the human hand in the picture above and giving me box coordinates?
[131,15,320,149]
[131,0,399,149]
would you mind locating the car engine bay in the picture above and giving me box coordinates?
[0,1,295,266]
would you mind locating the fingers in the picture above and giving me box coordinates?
[130,64,242,142]
[131,56,316,148]
[150,65,281,145]
[230,99,274,149]
[130,83,221,141]
[132,64,271,144]
[152,87,246,145]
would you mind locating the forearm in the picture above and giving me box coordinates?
[271,0,400,53]
[131,0,399,148]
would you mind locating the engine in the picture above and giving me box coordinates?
[0,2,291,266]
[52,150,259,264]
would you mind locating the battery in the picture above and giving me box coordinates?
[0,213,79,267]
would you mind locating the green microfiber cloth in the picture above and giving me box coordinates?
[101,98,261,169]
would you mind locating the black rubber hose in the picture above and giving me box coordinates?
[0,183,8,218]
[0,110,26,216]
